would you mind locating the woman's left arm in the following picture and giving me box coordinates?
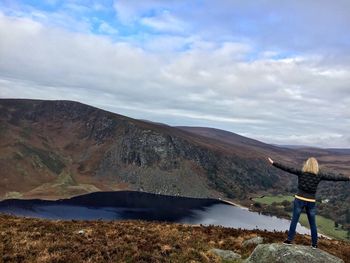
[319,171,350,181]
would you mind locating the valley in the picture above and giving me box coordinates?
[0,98,349,240]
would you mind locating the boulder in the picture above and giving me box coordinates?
[245,243,344,263]
[209,248,241,261]
[242,236,264,247]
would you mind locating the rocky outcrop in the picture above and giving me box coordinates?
[209,248,241,261]
[95,120,280,198]
[245,243,344,263]
[242,236,264,247]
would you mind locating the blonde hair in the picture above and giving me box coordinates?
[302,157,319,174]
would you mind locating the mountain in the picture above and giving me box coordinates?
[176,126,291,155]
[0,98,290,200]
[177,126,350,173]
[0,98,349,230]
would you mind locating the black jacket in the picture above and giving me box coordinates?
[273,162,350,200]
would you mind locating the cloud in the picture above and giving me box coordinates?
[0,1,350,148]
[245,133,348,148]
[112,0,350,63]
[140,11,187,33]
[113,0,180,24]
[98,21,118,35]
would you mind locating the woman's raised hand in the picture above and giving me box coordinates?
[268,157,274,164]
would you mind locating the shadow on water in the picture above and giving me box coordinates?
[0,191,310,234]
[0,191,220,222]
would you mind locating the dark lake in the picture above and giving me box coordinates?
[0,191,309,234]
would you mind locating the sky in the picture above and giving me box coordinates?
[0,0,350,148]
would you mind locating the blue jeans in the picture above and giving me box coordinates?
[287,198,317,246]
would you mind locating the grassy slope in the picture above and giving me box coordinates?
[252,195,294,205]
[299,214,349,240]
[0,215,349,263]
[252,195,349,240]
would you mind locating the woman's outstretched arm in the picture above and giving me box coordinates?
[319,171,350,181]
[267,157,302,176]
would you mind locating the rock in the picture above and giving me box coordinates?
[209,248,241,261]
[245,243,344,263]
[242,236,264,247]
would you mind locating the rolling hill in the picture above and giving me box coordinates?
[0,98,285,200]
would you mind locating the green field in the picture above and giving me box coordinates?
[253,195,349,240]
[299,213,348,240]
[252,194,294,205]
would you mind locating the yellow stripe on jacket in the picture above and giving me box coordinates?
[295,195,316,202]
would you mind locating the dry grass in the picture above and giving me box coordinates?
[0,214,349,263]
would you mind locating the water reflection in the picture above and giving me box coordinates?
[179,203,309,234]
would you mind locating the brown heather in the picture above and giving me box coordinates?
[0,214,349,263]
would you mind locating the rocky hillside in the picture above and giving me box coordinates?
[0,98,286,200]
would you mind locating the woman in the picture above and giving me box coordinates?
[267,157,350,249]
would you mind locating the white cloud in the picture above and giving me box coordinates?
[113,0,179,24]
[141,11,186,33]
[248,133,348,149]
[98,21,118,35]
[0,12,350,148]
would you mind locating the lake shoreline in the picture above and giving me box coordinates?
[0,190,338,241]
[0,190,312,235]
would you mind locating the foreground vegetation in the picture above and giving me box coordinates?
[251,195,350,240]
[0,214,349,263]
